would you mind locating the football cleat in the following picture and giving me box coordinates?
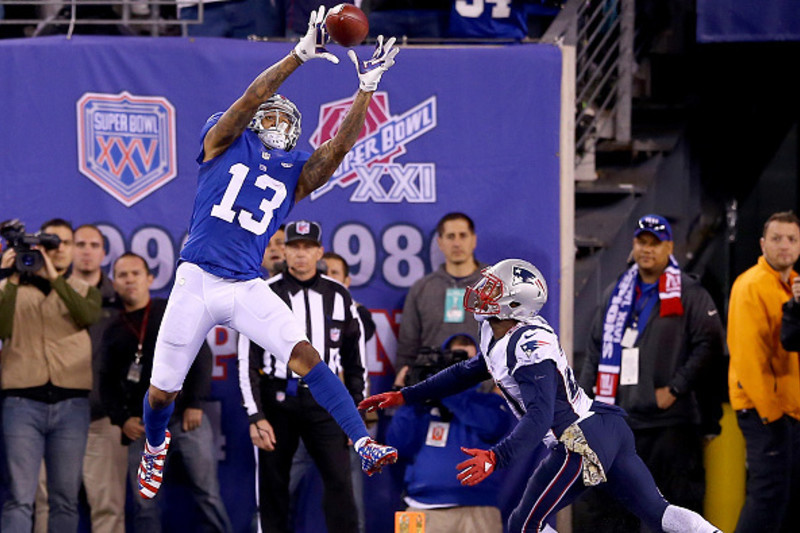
[356,437,398,476]
[138,430,171,499]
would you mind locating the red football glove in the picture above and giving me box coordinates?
[357,391,405,412]
[456,447,496,486]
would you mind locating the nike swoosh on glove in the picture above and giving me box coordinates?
[456,447,496,486]
[293,5,338,64]
[347,35,399,92]
[357,391,404,412]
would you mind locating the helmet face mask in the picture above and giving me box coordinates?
[464,270,503,315]
[464,259,548,320]
[248,95,301,151]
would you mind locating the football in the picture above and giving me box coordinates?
[325,4,369,47]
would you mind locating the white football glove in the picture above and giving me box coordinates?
[293,5,338,64]
[347,35,399,92]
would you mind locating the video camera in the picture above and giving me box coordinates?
[0,219,61,274]
[405,346,470,387]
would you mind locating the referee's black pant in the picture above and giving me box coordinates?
[257,378,358,533]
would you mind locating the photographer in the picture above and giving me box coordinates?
[0,218,101,532]
[386,335,515,533]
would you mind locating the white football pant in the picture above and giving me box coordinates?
[151,262,307,392]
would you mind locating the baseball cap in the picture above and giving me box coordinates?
[634,214,672,242]
[284,220,322,245]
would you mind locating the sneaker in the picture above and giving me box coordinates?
[138,430,171,499]
[356,437,397,476]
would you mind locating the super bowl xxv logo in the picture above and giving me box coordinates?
[309,92,436,202]
[77,91,177,207]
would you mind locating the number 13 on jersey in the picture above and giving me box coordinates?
[211,163,287,236]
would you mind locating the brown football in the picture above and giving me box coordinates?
[326,4,369,47]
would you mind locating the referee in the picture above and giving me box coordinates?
[238,220,365,533]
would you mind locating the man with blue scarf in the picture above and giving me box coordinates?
[578,214,725,532]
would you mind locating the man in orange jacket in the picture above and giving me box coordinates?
[728,210,800,533]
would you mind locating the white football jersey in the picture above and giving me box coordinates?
[479,317,594,431]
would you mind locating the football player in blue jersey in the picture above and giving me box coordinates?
[360,259,721,533]
[137,5,400,500]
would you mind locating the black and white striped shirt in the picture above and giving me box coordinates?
[238,271,366,420]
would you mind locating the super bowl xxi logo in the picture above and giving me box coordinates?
[309,92,437,203]
[77,92,177,207]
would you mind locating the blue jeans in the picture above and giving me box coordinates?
[2,396,90,533]
[179,0,284,38]
[735,411,800,533]
[128,413,232,533]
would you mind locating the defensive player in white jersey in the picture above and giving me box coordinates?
[360,259,721,533]
[137,6,400,500]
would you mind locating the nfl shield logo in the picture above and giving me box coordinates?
[297,221,311,235]
[76,91,177,207]
[330,328,341,342]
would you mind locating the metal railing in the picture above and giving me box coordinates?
[0,0,202,37]
[543,0,634,163]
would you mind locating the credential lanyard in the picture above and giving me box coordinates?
[630,283,656,332]
[121,301,151,383]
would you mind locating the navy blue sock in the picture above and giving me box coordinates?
[303,362,368,444]
[143,390,174,447]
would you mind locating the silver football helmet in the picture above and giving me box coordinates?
[464,259,548,320]
[248,94,302,151]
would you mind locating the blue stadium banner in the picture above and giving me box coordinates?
[0,35,562,532]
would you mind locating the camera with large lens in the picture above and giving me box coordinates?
[0,219,62,274]
[405,346,470,387]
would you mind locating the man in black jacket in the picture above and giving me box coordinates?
[99,252,232,533]
[578,214,725,532]
[239,220,365,533]
[73,223,127,533]
[782,276,800,351]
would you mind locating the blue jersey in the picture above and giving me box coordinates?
[180,114,311,280]
[447,0,528,40]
